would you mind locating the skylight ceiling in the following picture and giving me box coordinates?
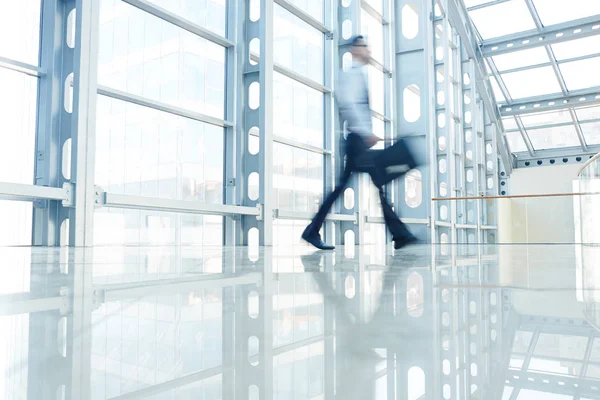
[466,0,600,157]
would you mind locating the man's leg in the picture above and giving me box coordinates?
[377,187,416,248]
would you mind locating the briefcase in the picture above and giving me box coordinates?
[354,137,421,187]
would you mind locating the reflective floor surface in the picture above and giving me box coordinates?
[1,243,600,399]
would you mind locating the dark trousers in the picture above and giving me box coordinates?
[306,133,412,241]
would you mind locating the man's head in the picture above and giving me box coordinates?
[350,35,370,65]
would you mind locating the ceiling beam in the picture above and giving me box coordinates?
[513,145,600,168]
[481,15,600,57]
[499,88,600,116]
[446,0,513,175]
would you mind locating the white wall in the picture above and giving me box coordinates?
[498,164,580,244]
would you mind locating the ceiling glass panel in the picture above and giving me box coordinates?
[561,56,600,91]
[576,105,600,122]
[552,35,600,61]
[580,122,600,145]
[490,77,506,102]
[501,66,562,99]
[505,131,528,153]
[527,125,581,150]
[519,110,572,128]
[517,389,573,400]
[533,0,600,26]
[469,0,536,40]
[492,47,550,72]
[533,333,588,359]
[464,0,497,7]
[502,117,518,131]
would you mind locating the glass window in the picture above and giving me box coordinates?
[492,48,549,72]
[516,389,573,400]
[501,66,562,99]
[273,73,324,148]
[0,201,32,245]
[580,122,600,145]
[552,35,600,61]
[368,66,385,115]
[361,11,384,64]
[273,143,323,213]
[95,95,224,203]
[98,0,226,119]
[560,56,600,91]
[519,110,572,128]
[363,0,384,15]
[274,5,323,84]
[527,124,581,150]
[469,0,536,40]
[533,333,588,359]
[287,0,324,22]
[145,0,226,37]
[490,77,506,102]
[502,117,518,131]
[576,105,600,122]
[533,0,600,26]
[505,131,528,153]
[0,0,41,65]
[464,0,497,7]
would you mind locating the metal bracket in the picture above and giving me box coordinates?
[227,178,236,187]
[325,32,334,40]
[94,185,105,206]
[256,204,263,221]
[62,182,74,207]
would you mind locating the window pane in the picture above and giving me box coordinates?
[533,0,600,26]
[0,201,32,245]
[368,66,385,115]
[95,95,224,203]
[534,333,588,359]
[98,0,226,119]
[273,144,323,213]
[361,11,384,64]
[364,0,383,15]
[552,35,600,61]
[502,117,518,131]
[0,0,41,65]
[580,122,600,145]
[287,0,323,22]
[505,131,528,153]
[0,68,37,185]
[527,125,581,150]
[144,0,226,37]
[492,47,549,71]
[274,5,323,84]
[560,57,600,91]
[490,77,506,102]
[501,66,562,99]
[273,73,324,148]
[519,110,572,128]
[469,0,536,40]
[576,105,600,122]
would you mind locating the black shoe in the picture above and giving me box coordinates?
[302,227,335,250]
[393,235,418,250]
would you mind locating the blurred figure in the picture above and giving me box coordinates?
[302,35,416,251]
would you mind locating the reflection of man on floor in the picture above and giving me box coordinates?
[301,35,416,251]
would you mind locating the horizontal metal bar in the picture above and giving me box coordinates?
[97,86,233,128]
[108,366,223,400]
[122,0,234,48]
[482,15,600,57]
[514,145,600,168]
[96,273,261,302]
[481,225,498,230]
[466,0,512,12]
[0,56,45,77]
[274,0,330,33]
[433,192,600,201]
[0,182,69,202]
[371,110,391,122]
[0,293,67,316]
[250,128,330,154]
[500,88,600,116]
[275,209,356,222]
[456,224,478,229]
[250,53,331,93]
[361,0,386,25]
[365,216,429,225]
[435,221,452,228]
[369,58,391,75]
[101,193,260,216]
[498,51,600,75]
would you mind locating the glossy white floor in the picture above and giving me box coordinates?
[1,243,599,400]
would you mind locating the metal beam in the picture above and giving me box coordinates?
[500,88,600,116]
[445,0,513,175]
[0,56,45,77]
[0,293,67,316]
[513,146,600,168]
[0,182,69,202]
[97,86,234,128]
[275,209,357,222]
[273,0,330,33]
[101,193,261,216]
[482,15,600,57]
[122,0,234,48]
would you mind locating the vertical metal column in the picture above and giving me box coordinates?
[394,0,433,242]
[223,0,243,246]
[337,0,362,245]
[485,114,500,243]
[239,0,275,246]
[33,0,71,246]
[68,0,100,246]
[463,56,479,245]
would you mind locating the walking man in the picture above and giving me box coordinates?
[301,35,417,250]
